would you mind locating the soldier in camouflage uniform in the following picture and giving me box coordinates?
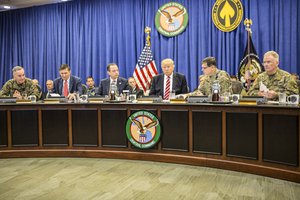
[248,51,298,100]
[86,76,96,96]
[0,66,41,99]
[189,57,232,96]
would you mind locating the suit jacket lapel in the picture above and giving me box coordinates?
[161,75,165,94]
[106,79,110,94]
[117,78,123,94]
[69,76,73,93]
[172,73,178,90]
[59,79,63,95]
[116,78,119,93]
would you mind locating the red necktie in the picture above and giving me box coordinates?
[63,80,68,97]
[164,76,170,100]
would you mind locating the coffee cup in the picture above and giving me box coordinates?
[278,92,286,104]
[28,95,36,103]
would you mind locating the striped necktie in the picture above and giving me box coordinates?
[164,76,170,100]
[63,80,68,97]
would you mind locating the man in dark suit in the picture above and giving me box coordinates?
[97,63,129,96]
[42,79,54,99]
[53,64,83,100]
[128,77,144,98]
[149,58,188,99]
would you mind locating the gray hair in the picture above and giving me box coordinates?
[264,51,279,62]
[12,66,23,74]
[46,80,53,84]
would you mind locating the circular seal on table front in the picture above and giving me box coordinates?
[126,110,161,149]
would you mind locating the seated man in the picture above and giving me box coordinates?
[149,58,188,99]
[0,66,41,99]
[230,75,243,94]
[190,57,232,96]
[291,73,300,94]
[86,76,96,96]
[32,79,43,100]
[53,64,83,99]
[128,77,144,98]
[247,51,298,100]
[97,63,129,96]
[43,79,54,99]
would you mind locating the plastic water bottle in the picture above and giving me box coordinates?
[110,82,117,100]
[212,80,220,101]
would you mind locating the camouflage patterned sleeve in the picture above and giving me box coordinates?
[199,77,211,95]
[285,75,299,96]
[188,87,203,96]
[29,84,42,99]
[0,81,13,97]
[219,72,233,95]
[247,75,261,96]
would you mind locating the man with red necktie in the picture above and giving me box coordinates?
[53,64,83,100]
[149,58,188,99]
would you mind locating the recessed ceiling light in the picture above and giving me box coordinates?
[61,0,68,2]
[3,5,11,9]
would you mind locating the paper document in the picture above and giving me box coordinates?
[49,93,61,97]
[259,81,269,93]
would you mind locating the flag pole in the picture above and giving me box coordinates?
[145,26,151,46]
[244,18,253,91]
[133,27,158,92]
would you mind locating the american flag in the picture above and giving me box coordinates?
[133,45,158,92]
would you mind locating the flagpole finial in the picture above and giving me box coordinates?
[244,18,252,34]
[145,27,151,46]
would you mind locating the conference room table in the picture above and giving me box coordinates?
[0,101,299,183]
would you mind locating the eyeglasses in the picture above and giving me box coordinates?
[202,66,210,70]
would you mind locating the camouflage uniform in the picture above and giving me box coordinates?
[247,69,299,99]
[87,87,96,96]
[0,78,41,99]
[191,69,232,96]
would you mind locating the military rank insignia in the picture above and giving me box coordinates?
[212,0,243,32]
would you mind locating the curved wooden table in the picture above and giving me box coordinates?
[0,102,299,183]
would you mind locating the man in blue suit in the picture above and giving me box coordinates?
[149,58,188,99]
[53,64,83,100]
[97,63,129,96]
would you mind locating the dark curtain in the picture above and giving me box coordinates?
[0,0,299,91]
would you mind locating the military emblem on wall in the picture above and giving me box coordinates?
[155,2,189,37]
[126,110,161,149]
[212,0,243,32]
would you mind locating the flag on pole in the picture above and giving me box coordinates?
[238,19,263,90]
[133,27,158,92]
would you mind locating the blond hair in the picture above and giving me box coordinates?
[161,58,174,66]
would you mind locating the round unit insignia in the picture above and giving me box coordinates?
[155,2,189,37]
[126,110,161,149]
[238,55,263,84]
[212,0,243,32]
